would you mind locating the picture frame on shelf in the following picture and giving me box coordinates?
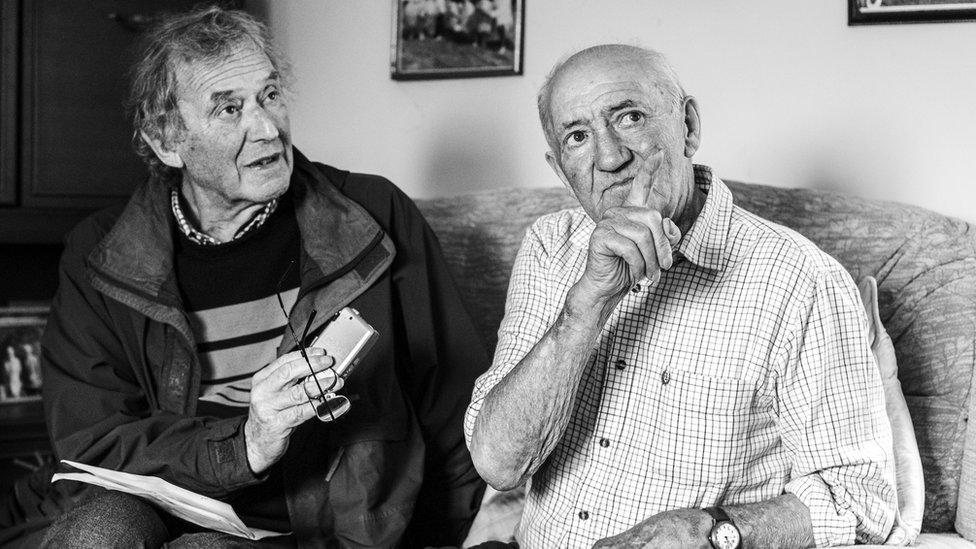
[0,305,48,405]
[849,0,976,25]
[390,0,524,80]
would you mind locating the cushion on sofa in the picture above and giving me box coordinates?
[859,275,924,545]
[839,533,976,549]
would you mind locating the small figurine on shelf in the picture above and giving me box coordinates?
[3,345,23,398]
[22,342,42,394]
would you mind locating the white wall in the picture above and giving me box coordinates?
[259,0,976,224]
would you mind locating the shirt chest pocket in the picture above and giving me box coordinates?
[647,369,761,485]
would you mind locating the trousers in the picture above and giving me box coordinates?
[40,489,295,548]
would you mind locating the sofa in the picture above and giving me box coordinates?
[415,180,976,548]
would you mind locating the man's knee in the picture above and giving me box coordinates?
[41,490,169,549]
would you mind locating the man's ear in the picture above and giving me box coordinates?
[682,95,701,158]
[545,150,572,193]
[140,130,185,169]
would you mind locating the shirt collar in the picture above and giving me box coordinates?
[170,188,279,246]
[674,164,733,272]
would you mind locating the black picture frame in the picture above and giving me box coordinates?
[849,0,976,25]
[390,0,524,80]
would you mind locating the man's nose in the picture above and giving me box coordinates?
[245,106,280,141]
[593,129,632,172]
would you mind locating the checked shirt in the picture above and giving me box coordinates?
[464,166,896,548]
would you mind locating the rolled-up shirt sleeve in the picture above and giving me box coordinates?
[463,220,560,448]
[779,266,897,546]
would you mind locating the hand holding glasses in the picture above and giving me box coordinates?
[276,266,350,423]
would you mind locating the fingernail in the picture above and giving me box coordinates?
[663,217,677,234]
[663,218,681,244]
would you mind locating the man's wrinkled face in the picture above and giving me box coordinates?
[544,50,695,221]
[169,43,292,210]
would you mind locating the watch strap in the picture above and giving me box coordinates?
[703,505,733,524]
[704,506,741,549]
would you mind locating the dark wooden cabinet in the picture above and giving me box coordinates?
[1,0,237,243]
[1,1,20,207]
[0,400,50,496]
[20,0,154,210]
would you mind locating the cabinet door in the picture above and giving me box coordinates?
[20,0,201,209]
[1,1,18,205]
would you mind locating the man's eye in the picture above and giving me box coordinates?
[620,111,644,126]
[220,104,240,116]
[565,131,587,145]
[265,89,280,102]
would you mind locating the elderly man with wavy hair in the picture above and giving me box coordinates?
[31,6,487,548]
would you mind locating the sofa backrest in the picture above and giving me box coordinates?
[415,181,976,534]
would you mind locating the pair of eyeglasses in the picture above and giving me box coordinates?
[276,262,351,422]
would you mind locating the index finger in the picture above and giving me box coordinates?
[624,148,664,208]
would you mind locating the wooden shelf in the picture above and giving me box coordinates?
[0,399,50,459]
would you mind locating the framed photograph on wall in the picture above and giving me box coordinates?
[0,305,48,405]
[849,0,976,24]
[391,0,524,80]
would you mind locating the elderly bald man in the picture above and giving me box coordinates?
[464,44,896,548]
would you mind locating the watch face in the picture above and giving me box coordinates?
[710,521,741,549]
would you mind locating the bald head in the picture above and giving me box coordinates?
[537,45,686,151]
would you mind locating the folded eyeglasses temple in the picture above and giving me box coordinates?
[275,263,334,402]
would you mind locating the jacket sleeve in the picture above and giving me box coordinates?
[385,190,489,546]
[41,222,261,499]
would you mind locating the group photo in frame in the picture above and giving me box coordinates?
[0,305,48,404]
[390,0,524,80]
[849,0,976,24]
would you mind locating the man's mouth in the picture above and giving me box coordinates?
[246,152,282,168]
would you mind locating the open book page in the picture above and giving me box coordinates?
[51,460,288,541]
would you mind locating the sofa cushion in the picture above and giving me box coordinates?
[416,180,976,534]
[418,187,578,351]
[835,533,976,549]
[859,276,924,545]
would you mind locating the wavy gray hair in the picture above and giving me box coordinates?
[127,6,290,184]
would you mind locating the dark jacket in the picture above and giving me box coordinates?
[40,150,488,547]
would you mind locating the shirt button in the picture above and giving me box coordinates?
[661,369,671,385]
[579,510,589,520]
[631,284,641,294]
[599,438,610,448]
[614,359,626,370]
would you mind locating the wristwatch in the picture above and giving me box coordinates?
[704,506,742,549]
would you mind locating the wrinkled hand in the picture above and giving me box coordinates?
[244,348,335,474]
[577,150,682,312]
[592,507,713,549]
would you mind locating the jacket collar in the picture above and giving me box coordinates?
[86,147,391,315]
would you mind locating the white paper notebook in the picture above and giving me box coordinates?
[51,460,288,541]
